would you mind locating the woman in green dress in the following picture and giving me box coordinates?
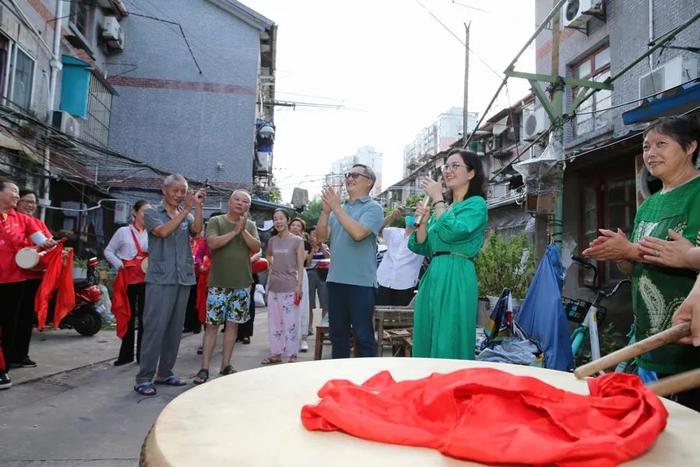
[583,115,700,410]
[408,149,488,359]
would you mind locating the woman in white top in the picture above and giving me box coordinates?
[104,200,151,366]
[377,207,424,306]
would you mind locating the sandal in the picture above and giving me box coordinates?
[154,376,187,386]
[193,369,209,385]
[288,355,298,363]
[134,382,157,396]
[220,365,237,375]
[196,346,203,355]
[260,356,282,365]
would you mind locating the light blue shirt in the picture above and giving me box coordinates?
[327,196,384,287]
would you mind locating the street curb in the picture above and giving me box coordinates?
[12,357,115,387]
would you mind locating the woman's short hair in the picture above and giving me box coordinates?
[289,217,306,231]
[133,199,149,212]
[444,149,487,202]
[19,189,38,199]
[644,115,700,164]
[273,208,290,221]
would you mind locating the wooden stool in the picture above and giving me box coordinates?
[314,324,330,360]
[313,324,359,360]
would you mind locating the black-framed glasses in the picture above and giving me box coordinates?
[440,163,468,173]
[344,172,371,181]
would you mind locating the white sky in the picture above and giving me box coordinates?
[241,0,537,201]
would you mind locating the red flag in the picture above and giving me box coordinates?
[196,256,210,324]
[53,249,75,328]
[34,246,64,330]
[111,268,131,339]
[301,368,668,467]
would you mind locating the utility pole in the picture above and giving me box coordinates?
[462,22,471,144]
[550,6,565,248]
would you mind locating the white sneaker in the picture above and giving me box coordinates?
[300,340,309,352]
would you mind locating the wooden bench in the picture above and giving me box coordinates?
[375,302,415,357]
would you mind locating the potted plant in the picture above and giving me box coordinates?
[475,232,535,326]
[73,257,88,279]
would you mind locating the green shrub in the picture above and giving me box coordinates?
[475,232,535,299]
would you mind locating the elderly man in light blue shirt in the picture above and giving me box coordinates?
[317,164,384,358]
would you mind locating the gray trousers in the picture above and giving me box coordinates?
[135,283,190,385]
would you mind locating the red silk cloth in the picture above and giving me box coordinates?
[111,267,130,339]
[35,246,75,330]
[196,256,211,324]
[301,368,668,467]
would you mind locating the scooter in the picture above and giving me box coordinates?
[50,257,104,336]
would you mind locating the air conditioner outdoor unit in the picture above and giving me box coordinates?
[52,111,81,138]
[562,0,603,29]
[102,16,125,51]
[102,16,120,41]
[522,107,549,141]
[639,56,699,98]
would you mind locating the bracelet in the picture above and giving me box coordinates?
[433,200,446,207]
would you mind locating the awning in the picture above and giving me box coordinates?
[492,116,510,136]
[622,81,700,124]
[0,128,42,163]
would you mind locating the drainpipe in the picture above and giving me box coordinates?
[648,0,654,69]
[41,0,63,221]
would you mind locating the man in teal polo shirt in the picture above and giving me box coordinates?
[317,164,384,358]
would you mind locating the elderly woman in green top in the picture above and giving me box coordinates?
[408,149,488,359]
[583,115,700,410]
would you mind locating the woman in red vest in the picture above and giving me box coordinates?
[0,179,54,390]
[105,200,150,366]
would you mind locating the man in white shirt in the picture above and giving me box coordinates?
[376,207,424,306]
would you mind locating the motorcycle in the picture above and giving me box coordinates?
[49,257,103,336]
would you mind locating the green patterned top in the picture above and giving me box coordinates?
[630,175,700,374]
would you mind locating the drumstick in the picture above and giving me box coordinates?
[647,368,700,397]
[574,323,691,379]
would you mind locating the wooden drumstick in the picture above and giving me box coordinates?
[647,368,700,396]
[574,323,691,379]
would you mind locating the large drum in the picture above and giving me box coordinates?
[141,359,700,466]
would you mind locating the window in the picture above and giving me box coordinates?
[579,171,636,286]
[70,0,92,38]
[11,48,34,110]
[0,38,35,111]
[83,74,113,147]
[572,46,611,137]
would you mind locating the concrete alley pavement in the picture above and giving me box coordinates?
[0,307,319,467]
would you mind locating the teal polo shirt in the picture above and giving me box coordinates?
[327,196,384,287]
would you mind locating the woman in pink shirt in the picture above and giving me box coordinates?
[262,209,305,364]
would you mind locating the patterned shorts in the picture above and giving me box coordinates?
[206,287,250,325]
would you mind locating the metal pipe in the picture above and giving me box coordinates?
[648,0,654,69]
[40,0,63,222]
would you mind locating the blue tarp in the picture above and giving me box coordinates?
[622,81,700,125]
[516,244,574,371]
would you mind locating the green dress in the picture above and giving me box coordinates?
[630,175,700,375]
[408,196,488,359]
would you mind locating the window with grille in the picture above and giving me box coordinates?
[84,74,112,147]
[572,46,611,137]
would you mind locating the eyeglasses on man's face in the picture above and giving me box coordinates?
[344,172,371,181]
[440,163,468,173]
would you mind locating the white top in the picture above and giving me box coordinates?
[143,358,700,467]
[104,225,148,270]
[376,227,423,290]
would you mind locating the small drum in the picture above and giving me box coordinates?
[252,258,269,274]
[141,257,149,274]
[315,258,330,282]
[15,247,43,270]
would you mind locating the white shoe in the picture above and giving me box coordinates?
[300,340,309,352]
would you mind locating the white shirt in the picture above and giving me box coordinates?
[104,225,148,270]
[376,227,424,290]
